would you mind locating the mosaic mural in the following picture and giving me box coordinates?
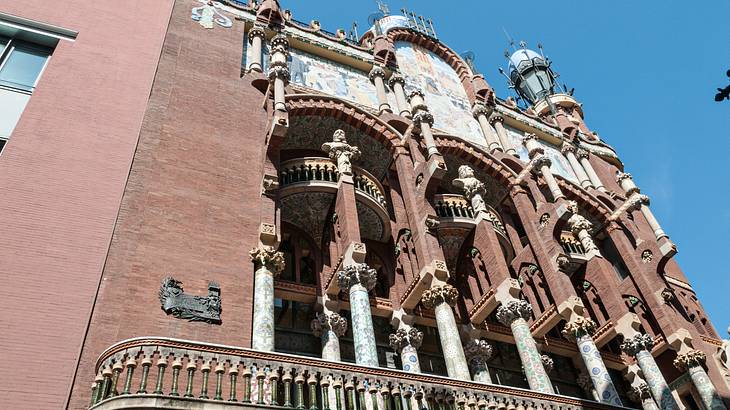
[394,42,483,145]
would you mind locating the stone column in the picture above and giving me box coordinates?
[616,172,668,240]
[577,149,605,191]
[631,383,661,410]
[472,103,502,153]
[388,73,410,117]
[566,201,602,259]
[561,143,593,189]
[421,284,471,380]
[496,299,554,393]
[490,115,516,156]
[463,339,494,383]
[369,66,392,114]
[562,317,622,406]
[247,25,266,73]
[338,263,379,367]
[311,311,348,362]
[674,350,727,410]
[389,327,424,373]
[408,90,439,158]
[524,133,564,202]
[268,34,290,112]
[621,334,680,410]
[249,245,285,351]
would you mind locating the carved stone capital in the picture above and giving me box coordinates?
[412,111,434,127]
[250,245,285,275]
[388,73,406,87]
[463,339,493,364]
[615,172,633,184]
[368,66,387,82]
[577,373,593,394]
[620,333,655,357]
[421,284,459,309]
[629,383,652,402]
[471,103,492,119]
[560,143,577,155]
[488,115,504,125]
[562,316,597,338]
[496,299,532,326]
[321,129,361,176]
[673,349,706,372]
[248,25,266,43]
[389,327,424,352]
[576,148,590,160]
[532,155,552,172]
[311,312,348,337]
[337,263,377,291]
[407,88,425,102]
[541,354,554,373]
[270,33,290,52]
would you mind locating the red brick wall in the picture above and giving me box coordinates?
[0,1,173,408]
[66,1,271,408]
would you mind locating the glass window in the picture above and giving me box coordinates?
[0,43,51,91]
[0,37,8,56]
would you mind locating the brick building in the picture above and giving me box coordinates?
[1,1,729,409]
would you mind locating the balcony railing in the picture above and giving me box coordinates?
[559,231,585,256]
[280,157,387,209]
[433,194,507,238]
[89,337,623,410]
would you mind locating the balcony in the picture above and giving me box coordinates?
[89,337,624,410]
[432,194,507,240]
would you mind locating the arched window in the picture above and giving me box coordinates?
[279,225,319,286]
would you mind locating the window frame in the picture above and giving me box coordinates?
[0,36,52,93]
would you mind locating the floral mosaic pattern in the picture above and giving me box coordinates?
[280,192,334,245]
[687,365,726,410]
[511,318,554,393]
[576,334,623,406]
[401,345,421,373]
[434,303,471,380]
[348,283,379,367]
[252,266,275,351]
[635,350,680,410]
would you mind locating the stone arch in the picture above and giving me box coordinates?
[434,135,518,189]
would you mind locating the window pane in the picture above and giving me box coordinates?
[0,44,50,91]
[0,37,8,56]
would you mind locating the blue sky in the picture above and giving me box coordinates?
[282,0,730,335]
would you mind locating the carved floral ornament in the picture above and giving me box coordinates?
[249,245,285,275]
[389,327,424,352]
[562,316,597,339]
[311,312,348,337]
[673,349,707,372]
[463,339,494,363]
[628,383,652,402]
[421,284,459,309]
[620,333,655,357]
[337,263,377,291]
[541,354,555,373]
[496,299,533,326]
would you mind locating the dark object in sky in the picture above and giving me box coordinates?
[715,70,730,102]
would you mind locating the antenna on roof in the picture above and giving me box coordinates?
[376,0,390,16]
[349,21,359,40]
[502,27,516,51]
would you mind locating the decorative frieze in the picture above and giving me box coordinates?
[421,285,459,309]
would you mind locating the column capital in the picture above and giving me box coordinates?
[541,354,555,373]
[321,129,361,176]
[576,148,590,160]
[532,155,552,172]
[629,383,652,402]
[621,333,655,357]
[267,62,290,83]
[248,25,267,43]
[412,111,434,127]
[488,114,504,125]
[388,73,406,87]
[407,88,425,102]
[562,316,597,338]
[337,263,377,291]
[560,142,577,155]
[496,299,532,326]
[270,33,290,52]
[368,66,387,82]
[389,327,424,352]
[311,312,348,338]
[616,171,633,184]
[421,284,459,309]
[249,245,285,275]
[673,349,706,372]
[463,339,493,364]
[471,102,492,119]
[523,133,544,158]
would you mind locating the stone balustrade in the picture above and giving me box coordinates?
[433,194,506,238]
[279,157,387,208]
[559,231,585,256]
[89,337,626,410]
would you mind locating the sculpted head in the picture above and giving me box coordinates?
[458,165,475,179]
[333,129,346,143]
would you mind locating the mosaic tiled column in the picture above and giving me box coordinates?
[496,299,554,393]
[421,285,470,380]
[247,25,266,72]
[630,383,661,410]
[311,312,348,362]
[268,34,290,112]
[464,339,494,383]
[472,103,502,153]
[674,350,727,410]
[621,334,680,410]
[389,327,424,373]
[249,245,285,351]
[562,317,622,406]
[338,263,379,367]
